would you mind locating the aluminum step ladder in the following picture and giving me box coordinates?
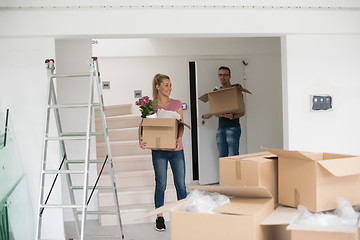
[36,57,124,240]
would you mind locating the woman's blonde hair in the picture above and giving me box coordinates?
[152,73,170,100]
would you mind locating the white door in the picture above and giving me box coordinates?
[195,59,247,185]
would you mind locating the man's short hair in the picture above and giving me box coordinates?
[218,66,231,76]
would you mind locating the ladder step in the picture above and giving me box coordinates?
[48,103,100,108]
[46,136,87,140]
[61,132,104,137]
[76,210,118,215]
[40,204,82,208]
[50,73,91,78]
[70,186,113,190]
[43,170,85,174]
[66,160,105,164]
[84,235,124,239]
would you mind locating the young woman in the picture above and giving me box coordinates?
[139,73,187,231]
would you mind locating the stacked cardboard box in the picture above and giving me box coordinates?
[143,148,360,239]
[219,151,278,205]
[168,152,279,240]
[262,148,360,240]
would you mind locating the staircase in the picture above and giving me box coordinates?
[95,104,177,225]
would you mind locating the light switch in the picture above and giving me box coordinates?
[102,81,110,89]
[134,90,142,98]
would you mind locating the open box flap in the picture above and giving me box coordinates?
[240,154,278,163]
[236,86,252,94]
[318,157,360,177]
[214,197,273,215]
[264,148,315,161]
[261,206,298,225]
[141,118,176,127]
[141,118,190,129]
[178,119,191,129]
[188,185,273,199]
[222,152,277,162]
[287,223,357,233]
[135,199,186,221]
[198,94,209,103]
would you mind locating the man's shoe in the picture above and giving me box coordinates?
[155,216,166,231]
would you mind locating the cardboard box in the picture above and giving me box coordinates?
[199,86,252,115]
[265,148,360,212]
[262,206,360,240]
[170,185,274,240]
[141,118,190,150]
[219,151,278,205]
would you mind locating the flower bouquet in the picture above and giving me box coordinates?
[135,96,158,118]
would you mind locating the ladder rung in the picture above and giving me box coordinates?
[50,73,91,78]
[66,160,104,164]
[84,235,123,239]
[49,103,88,108]
[71,186,113,190]
[40,204,82,208]
[61,132,104,137]
[48,103,101,108]
[76,210,118,215]
[43,170,85,174]
[46,136,87,141]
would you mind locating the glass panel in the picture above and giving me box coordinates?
[0,110,34,239]
[7,178,34,239]
[0,198,10,240]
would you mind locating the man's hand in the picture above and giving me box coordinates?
[202,113,213,119]
[219,113,234,119]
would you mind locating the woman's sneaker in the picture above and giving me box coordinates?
[155,216,166,231]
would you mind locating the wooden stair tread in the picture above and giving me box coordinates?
[98,185,176,195]
[100,169,172,178]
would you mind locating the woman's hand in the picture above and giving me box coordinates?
[176,137,182,151]
[139,135,147,149]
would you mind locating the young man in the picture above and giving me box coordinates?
[202,66,244,157]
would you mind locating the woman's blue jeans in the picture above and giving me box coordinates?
[216,126,241,157]
[151,149,187,208]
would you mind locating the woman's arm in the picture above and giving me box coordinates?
[138,123,146,149]
[176,106,184,150]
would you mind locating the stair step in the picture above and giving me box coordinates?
[99,203,172,225]
[95,114,141,130]
[98,186,177,207]
[102,155,153,173]
[95,104,132,118]
[96,140,150,157]
[98,170,174,189]
[96,127,139,142]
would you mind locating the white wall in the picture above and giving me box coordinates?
[284,35,360,155]
[0,38,65,239]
